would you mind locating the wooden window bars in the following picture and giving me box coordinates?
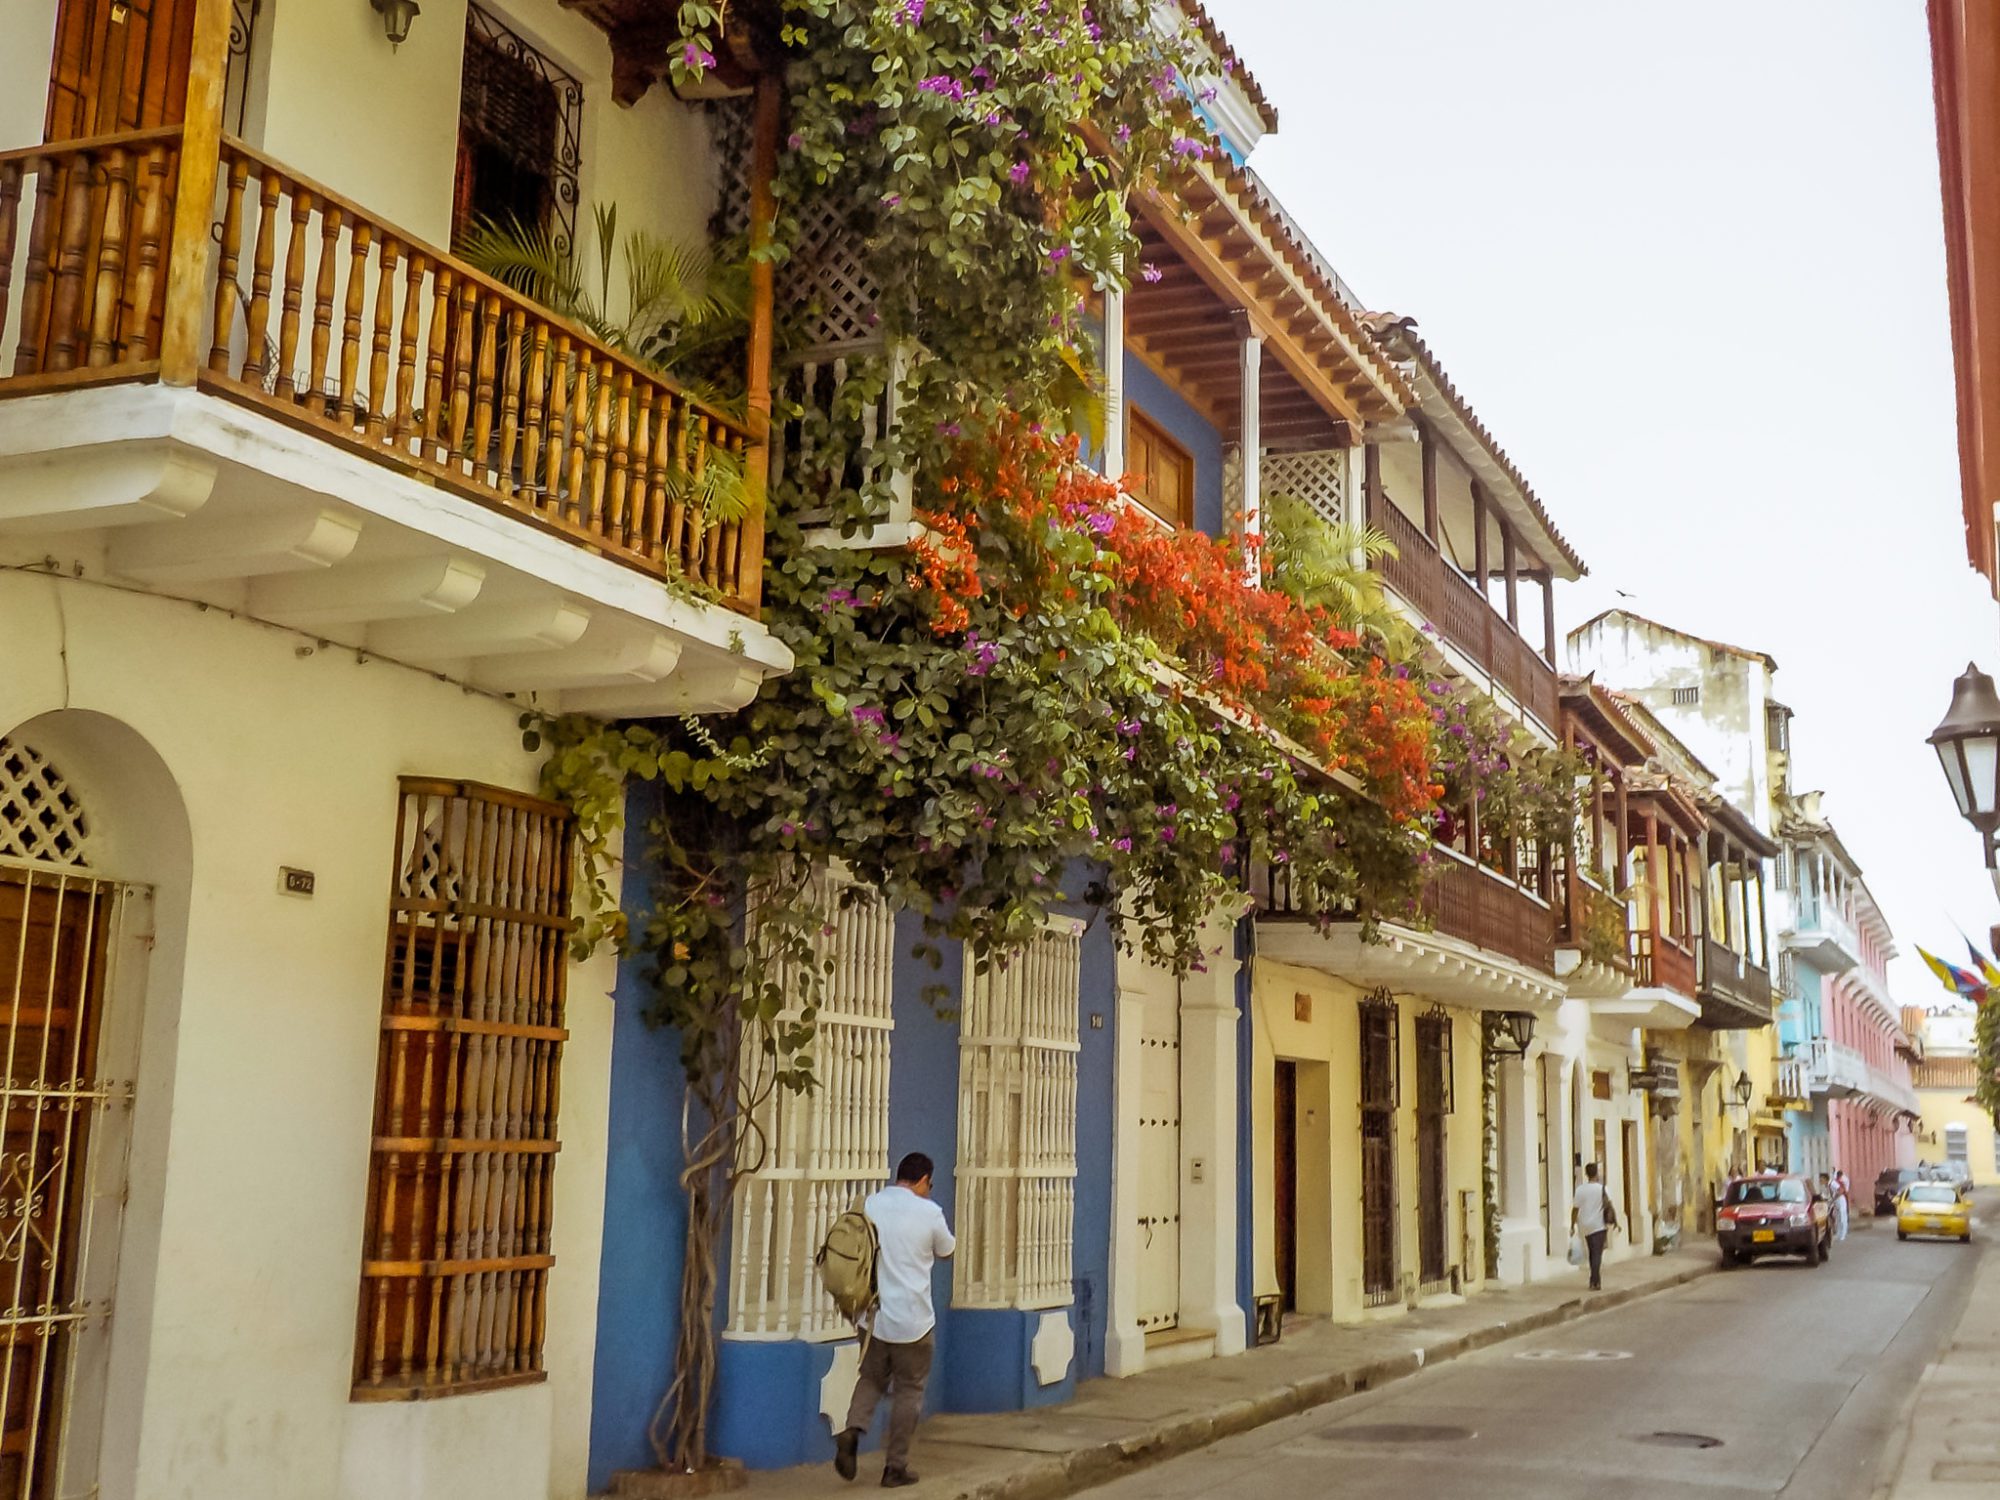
[352,778,574,1401]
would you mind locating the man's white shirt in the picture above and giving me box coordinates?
[865,1184,956,1343]
[1575,1180,1609,1235]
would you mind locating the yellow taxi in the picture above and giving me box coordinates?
[1896,1181,1972,1242]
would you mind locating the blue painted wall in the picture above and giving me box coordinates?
[587,783,693,1495]
[1123,352,1227,540]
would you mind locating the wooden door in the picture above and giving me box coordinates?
[1358,999,1397,1302]
[1414,1017,1448,1288]
[0,871,112,1500]
[1273,1061,1296,1311]
[46,0,195,141]
[1130,960,1180,1334]
[1536,1054,1552,1255]
[1621,1120,1639,1232]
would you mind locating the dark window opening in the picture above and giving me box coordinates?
[453,5,581,254]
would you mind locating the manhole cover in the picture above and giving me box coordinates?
[1513,1348,1633,1362]
[1316,1424,1476,1444]
[1633,1431,1724,1450]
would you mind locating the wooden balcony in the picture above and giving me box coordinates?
[0,128,761,613]
[1696,936,1774,1029]
[1367,484,1558,728]
[1632,930,1697,998]
[1421,852,1555,974]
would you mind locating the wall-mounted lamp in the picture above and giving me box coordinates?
[1486,1011,1537,1055]
[372,0,420,47]
[1728,1070,1754,1111]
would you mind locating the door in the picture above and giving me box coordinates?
[0,868,117,1500]
[1414,1012,1449,1289]
[1128,959,1180,1335]
[1359,997,1397,1303]
[46,0,195,141]
[1274,1061,1297,1312]
[1536,1053,1552,1255]
[1622,1121,1639,1232]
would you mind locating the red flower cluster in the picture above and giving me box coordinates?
[912,423,1442,821]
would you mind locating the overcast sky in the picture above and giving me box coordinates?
[1213,0,1999,1008]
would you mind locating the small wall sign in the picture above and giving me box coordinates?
[1294,991,1312,1023]
[281,867,316,897]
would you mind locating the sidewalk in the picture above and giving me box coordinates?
[1880,1215,2000,1496]
[740,1244,1715,1500]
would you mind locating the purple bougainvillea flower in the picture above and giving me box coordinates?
[1048,244,1071,262]
[683,41,715,70]
[1010,160,1032,184]
[919,74,967,101]
[1113,837,1134,852]
[1140,262,1163,283]
[898,0,926,22]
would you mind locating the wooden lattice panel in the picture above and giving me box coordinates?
[954,923,1082,1311]
[728,873,896,1340]
[1262,447,1349,527]
[353,778,574,1399]
[0,738,91,870]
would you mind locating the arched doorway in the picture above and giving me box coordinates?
[0,715,186,1500]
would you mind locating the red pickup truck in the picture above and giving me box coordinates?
[1715,1174,1832,1267]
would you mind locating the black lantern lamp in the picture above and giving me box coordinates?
[372,0,420,46]
[1930,663,2000,889]
[1731,1070,1755,1110]
[1487,1010,1537,1054]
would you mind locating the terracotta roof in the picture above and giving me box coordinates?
[1179,1,1279,134]
[1361,314,1588,580]
[1567,608,1778,672]
[1559,674,1655,767]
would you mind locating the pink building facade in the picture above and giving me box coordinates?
[1823,922,1918,1209]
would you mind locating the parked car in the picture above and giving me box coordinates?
[1939,1160,1975,1193]
[1717,1175,1831,1267]
[1874,1167,1929,1215]
[1896,1181,1973,1242]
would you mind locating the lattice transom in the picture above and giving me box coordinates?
[0,738,91,869]
[1263,447,1349,527]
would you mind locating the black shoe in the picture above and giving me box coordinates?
[1589,1281,1601,1291]
[834,1429,859,1482]
[882,1468,919,1488]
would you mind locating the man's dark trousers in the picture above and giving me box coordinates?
[1585,1229,1608,1289]
[844,1331,935,1471]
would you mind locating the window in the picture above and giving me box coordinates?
[1670,685,1700,707]
[954,922,1083,1310]
[1947,1123,1969,1166]
[454,5,582,253]
[1359,989,1398,1303]
[353,778,574,1399]
[1126,409,1195,528]
[1766,703,1791,753]
[728,875,895,1339]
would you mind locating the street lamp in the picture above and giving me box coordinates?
[1729,1070,1754,1111]
[1486,1011,1537,1054]
[1929,662,2000,896]
[371,0,420,47]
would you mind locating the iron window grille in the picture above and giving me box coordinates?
[1359,989,1400,1112]
[454,4,582,255]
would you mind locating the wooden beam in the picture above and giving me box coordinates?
[160,0,234,385]
[1502,516,1519,628]
[1471,480,1489,596]
[1419,417,1439,544]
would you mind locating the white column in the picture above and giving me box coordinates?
[1180,911,1245,1356]
[1103,285,1126,481]
[1238,321,1264,586]
[1105,965,1147,1377]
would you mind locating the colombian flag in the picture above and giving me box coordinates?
[1919,946,1988,1000]
[1965,938,2000,992]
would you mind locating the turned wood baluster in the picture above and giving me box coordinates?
[565,357,592,526]
[337,223,372,424]
[422,266,451,459]
[307,205,343,415]
[698,422,722,587]
[122,145,173,362]
[543,332,571,504]
[585,356,613,533]
[14,158,62,375]
[471,289,500,482]
[519,321,546,506]
[0,162,21,357]
[497,307,526,495]
[392,251,424,445]
[365,236,401,440]
[240,167,282,385]
[46,155,100,372]
[447,278,475,467]
[625,383,653,553]
[85,148,134,367]
[207,152,249,372]
[642,392,672,560]
[666,401,691,571]
[272,186,312,398]
[607,368,634,548]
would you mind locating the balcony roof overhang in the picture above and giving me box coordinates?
[1554,948,1632,1001]
[1256,917,1565,1012]
[1697,988,1776,1031]
[1784,928,1862,975]
[1591,986,1703,1034]
[0,385,792,719]
[1560,678,1655,768]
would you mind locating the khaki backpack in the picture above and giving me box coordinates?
[816,1200,880,1326]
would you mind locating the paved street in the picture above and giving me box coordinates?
[1091,1207,1987,1500]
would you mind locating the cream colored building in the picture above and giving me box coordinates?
[0,2,788,1497]
[1914,1007,1997,1186]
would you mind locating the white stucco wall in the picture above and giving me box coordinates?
[1,570,615,1500]
[0,0,60,150]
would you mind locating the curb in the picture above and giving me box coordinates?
[957,1261,1715,1500]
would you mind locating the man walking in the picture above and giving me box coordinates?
[1570,1162,1616,1291]
[836,1152,955,1489]
[1832,1169,1850,1240]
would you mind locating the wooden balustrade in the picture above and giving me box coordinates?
[1633,930,1697,997]
[1422,854,1554,974]
[1365,483,1558,727]
[0,128,183,390]
[0,129,762,612]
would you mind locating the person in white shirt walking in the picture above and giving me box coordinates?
[835,1152,955,1489]
[1570,1161,1617,1291]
